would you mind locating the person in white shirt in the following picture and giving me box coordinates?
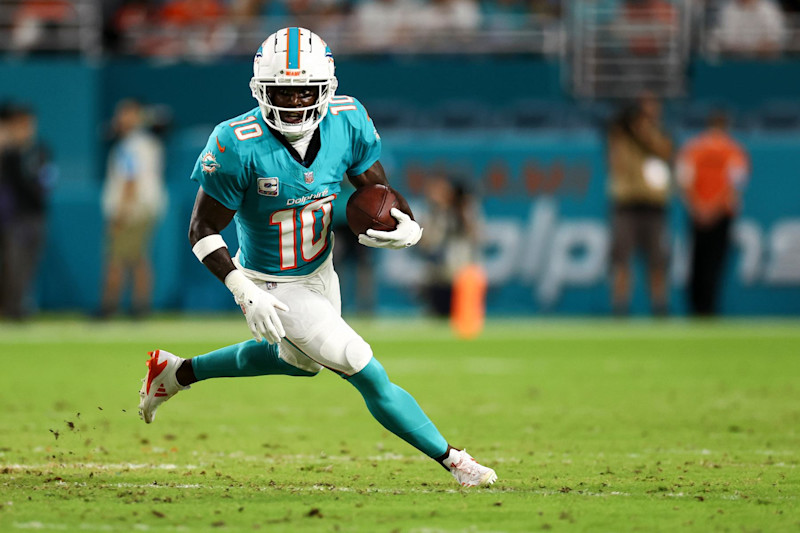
[99,99,167,318]
[417,0,482,36]
[353,0,421,52]
[712,0,787,57]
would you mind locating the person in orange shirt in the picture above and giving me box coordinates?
[156,0,227,58]
[677,111,749,316]
[160,0,225,26]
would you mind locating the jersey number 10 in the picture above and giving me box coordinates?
[230,116,263,141]
[270,194,336,270]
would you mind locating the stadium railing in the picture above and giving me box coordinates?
[114,14,563,59]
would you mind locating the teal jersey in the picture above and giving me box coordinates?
[190,96,381,277]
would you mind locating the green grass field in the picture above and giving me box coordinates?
[0,316,798,532]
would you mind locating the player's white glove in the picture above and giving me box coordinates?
[224,270,289,344]
[358,208,423,249]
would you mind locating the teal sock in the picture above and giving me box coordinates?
[347,358,448,459]
[191,340,317,380]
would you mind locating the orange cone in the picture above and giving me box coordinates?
[450,264,487,339]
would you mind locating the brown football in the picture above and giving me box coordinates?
[346,184,399,236]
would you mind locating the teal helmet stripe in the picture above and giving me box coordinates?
[287,27,300,70]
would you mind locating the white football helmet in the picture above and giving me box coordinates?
[250,27,338,135]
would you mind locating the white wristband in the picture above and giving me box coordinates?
[192,234,227,262]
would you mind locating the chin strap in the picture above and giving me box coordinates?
[283,126,316,143]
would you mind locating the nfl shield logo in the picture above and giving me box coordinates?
[304,171,314,184]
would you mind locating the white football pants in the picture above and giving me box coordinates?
[250,259,373,376]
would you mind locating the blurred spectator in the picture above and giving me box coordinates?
[98,99,167,319]
[0,105,13,314]
[0,104,55,320]
[677,111,749,316]
[108,0,160,54]
[607,92,673,316]
[294,0,355,41]
[10,0,78,54]
[353,0,419,52]
[417,175,482,316]
[712,0,787,58]
[154,0,232,59]
[160,0,226,26]
[417,0,482,41]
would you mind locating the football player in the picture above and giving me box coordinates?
[138,27,496,487]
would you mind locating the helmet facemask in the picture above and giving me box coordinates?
[250,27,338,136]
[249,77,338,136]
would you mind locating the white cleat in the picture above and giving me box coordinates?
[443,449,498,487]
[138,349,188,424]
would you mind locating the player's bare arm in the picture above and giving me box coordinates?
[349,160,415,220]
[188,187,236,283]
[633,116,673,160]
[188,186,289,345]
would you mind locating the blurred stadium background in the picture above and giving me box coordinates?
[1,0,799,318]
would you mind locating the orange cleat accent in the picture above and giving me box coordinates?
[145,350,169,395]
[139,349,188,424]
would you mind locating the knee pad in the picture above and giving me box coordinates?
[343,337,373,375]
[319,331,373,376]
